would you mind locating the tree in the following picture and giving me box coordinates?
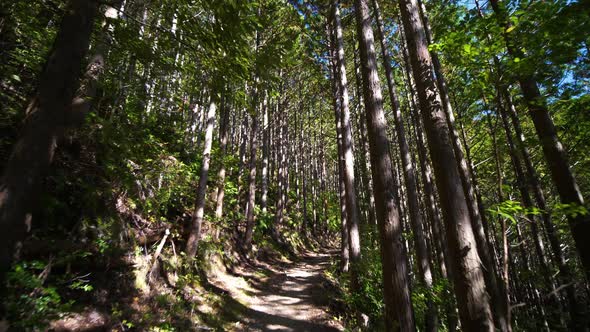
[185,92,217,256]
[331,0,361,288]
[489,0,590,287]
[372,0,437,330]
[397,0,495,330]
[0,0,99,286]
[353,0,415,329]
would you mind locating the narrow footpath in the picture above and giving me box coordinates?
[208,249,345,331]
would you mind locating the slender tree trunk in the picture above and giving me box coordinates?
[213,90,230,239]
[243,71,260,250]
[294,101,301,219]
[185,93,217,257]
[320,136,328,234]
[275,103,286,237]
[330,33,350,271]
[237,109,249,220]
[397,0,496,330]
[501,211,511,332]
[261,92,270,213]
[352,34,377,229]
[497,94,554,286]
[301,107,309,233]
[0,0,99,285]
[353,0,415,330]
[332,0,361,287]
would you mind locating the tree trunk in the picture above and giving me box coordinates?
[397,0,495,330]
[243,84,260,251]
[372,1,437,330]
[214,90,230,239]
[352,33,377,229]
[185,94,217,257]
[0,0,99,284]
[332,0,361,286]
[330,30,350,271]
[402,40,458,329]
[275,104,286,236]
[353,0,415,330]
[237,107,249,219]
[414,2,509,329]
[301,106,309,232]
[261,92,270,214]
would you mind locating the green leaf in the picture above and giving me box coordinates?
[462,44,472,54]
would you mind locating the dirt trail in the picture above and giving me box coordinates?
[209,249,344,332]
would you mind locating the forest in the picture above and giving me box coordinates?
[0,0,589,331]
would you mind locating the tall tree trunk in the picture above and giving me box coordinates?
[414,2,509,329]
[330,32,350,271]
[243,82,260,251]
[353,0,415,330]
[0,0,99,285]
[421,1,508,328]
[371,1,437,330]
[275,103,286,237]
[237,108,249,221]
[185,92,217,257]
[352,34,377,229]
[301,106,309,232]
[402,41,458,329]
[332,0,361,287]
[261,92,270,214]
[397,0,495,330]
[213,90,230,240]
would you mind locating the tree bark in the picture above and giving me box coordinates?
[185,94,217,257]
[332,0,361,286]
[353,0,415,330]
[243,84,260,251]
[397,0,495,330]
[213,90,230,239]
[0,0,99,285]
[275,103,286,236]
[330,31,350,272]
[352,33,377,229]
[371,1,437,330]
[401,37,458,330]
[414,2,509,329]
[261,92,270,214]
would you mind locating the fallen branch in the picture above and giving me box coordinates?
[545,282,574,299]
[148,229,170,283]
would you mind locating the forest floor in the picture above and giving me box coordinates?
[205,248,345,331]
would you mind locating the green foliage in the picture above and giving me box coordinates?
[6,261,73,330]
[488,200,540,225]
[553,202,589,219]
[340,243,384,329]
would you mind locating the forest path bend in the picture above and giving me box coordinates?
[208,248,344,332]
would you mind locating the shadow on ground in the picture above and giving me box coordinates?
[197,249,342,332]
